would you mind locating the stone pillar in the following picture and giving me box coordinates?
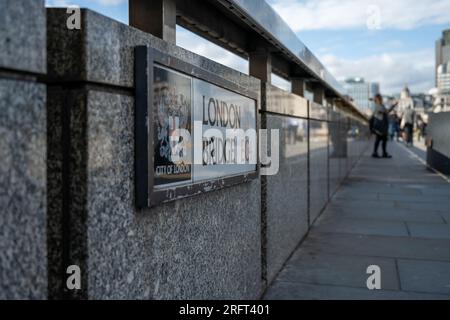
[312,84,325,106]
[249,50,272,84]
[0,0,47,299]
[291,78,307,97]
[129,0,177,43]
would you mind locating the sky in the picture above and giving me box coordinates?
[46,0,450,95]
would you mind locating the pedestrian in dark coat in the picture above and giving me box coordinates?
[370,94,398,158]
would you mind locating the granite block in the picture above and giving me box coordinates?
[0,0,46,74]
[86,90,262,299]
[309,120,329,223]
[0,79,47,299]
[428,112,450,159]
[328,120,340,195]
[46,7,264,299]
[47,9,260,93]
[46,88,262,300]
[264,114,308,284]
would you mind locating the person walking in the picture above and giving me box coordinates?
[370,94,398,158]
[388,113,400,141]
[416,114,427,142]
[401,105,415,147]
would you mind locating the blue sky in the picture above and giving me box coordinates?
[46,0,450,95]
[46,0,128,23]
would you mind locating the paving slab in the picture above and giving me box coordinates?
[275,251,399,290]
[300,232,450,262]
[264,282,450,300]
[407,223,450,240]
[440,212,450,224]
[266,142,450,300]
[332,199,450,214]
[313,217,409,237]
[333,192,379,201]
[398,260,450,295]
[323,205,445,224]
[331,198,450,213]
[378,193,450,204]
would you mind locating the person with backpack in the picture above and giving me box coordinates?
[401,105,416,147]
[370,94,398,158]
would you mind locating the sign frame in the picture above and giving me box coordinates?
[135,46,259,208]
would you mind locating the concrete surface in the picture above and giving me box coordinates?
[265,142,450,300]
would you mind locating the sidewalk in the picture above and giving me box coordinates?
[265,142,450,300]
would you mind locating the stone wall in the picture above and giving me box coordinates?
[309,103,330,224]
[46,9,262,300]
[427,112,450,174]
[0,0,47,299]
[262,84,309,284]
[428,112,450,159]
[0,4,370,300]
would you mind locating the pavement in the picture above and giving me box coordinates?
[264,141,450,300]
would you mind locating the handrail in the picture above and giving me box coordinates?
[129,0,369,123]
[215,0,368,123]
[226,0,344,95]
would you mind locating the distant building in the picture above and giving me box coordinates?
[436,29,450,85]
[411,93,433,114]
[434,29,450,112]
[437,63,450,93]
[433,93,450,113]
[341,77,380,115]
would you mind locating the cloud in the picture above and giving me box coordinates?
[43,2,434,95]
[270,0,450,31]
[94,0,126,5]
[177,28,294,91]
[176,27,249,74]
[46,0,125,6]
[177,27,434,94]
[320,49,435,94]
[45,0,72,6]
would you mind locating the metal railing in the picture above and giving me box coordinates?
[129,0,368,124]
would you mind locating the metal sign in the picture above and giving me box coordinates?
[135,46,258,208]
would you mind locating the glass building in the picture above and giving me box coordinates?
[435,30,450,112]
[341,77,380,115]
[437,63,450,93]
[436,29,450,86]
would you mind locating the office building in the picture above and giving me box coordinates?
[437,62,450,93]
[436,29,450,85]
[434,30,450,112]
[341,78,380,115]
